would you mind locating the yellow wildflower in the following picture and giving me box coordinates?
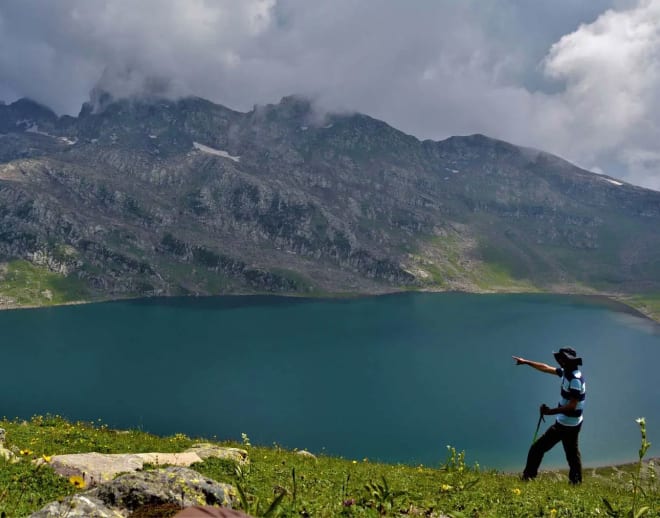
[19,449,33,456]
[441,484,453,492]
[550,510,557,517]
[69,475,86,489]
[42,454,52,463]
[352,460,357,464]
[512,487,522,496]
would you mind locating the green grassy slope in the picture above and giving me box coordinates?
[0,416,656,517]
[0,260,90,308]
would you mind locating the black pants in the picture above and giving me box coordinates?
[523,421,582,484]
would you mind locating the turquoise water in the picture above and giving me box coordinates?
[0,292,658,470]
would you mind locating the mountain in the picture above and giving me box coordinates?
[1,93,659,308]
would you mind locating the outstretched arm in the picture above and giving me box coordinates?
[512,356,558,375]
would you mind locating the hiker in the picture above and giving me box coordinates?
[512,347,586,484]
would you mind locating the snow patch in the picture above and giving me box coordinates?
[25,124,76,145]
[323,124,334,129]
[149,134,158,139]
[605,178,623,186]
[193,142,240,162]
[300,126,308,131]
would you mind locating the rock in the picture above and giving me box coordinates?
[91,467,236,512]
[136,451,204,467]
[0,444,18,463]
[185,444,249,465]
[29,494,124,518]
[48,447,248,486]
[0,429,19,464]
[30,467,237,518]
[295,450,317,460]
[174,506,253,517]
[50,452,145,486]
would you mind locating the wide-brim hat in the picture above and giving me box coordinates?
[553,347,582,366]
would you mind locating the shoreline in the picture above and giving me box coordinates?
[0,289,658,324]
[1,289,658,324]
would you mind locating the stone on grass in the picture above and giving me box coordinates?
[47,446,248,487]
[136,451,205,467]
[174,506,253,517]
[295,450,317,460]
[91,467,237,512]
[50,452,145,486]
[0,445,18,463]
[29,494,124,518]
[0,428,19,464]
[30,467,238,518]
[186,444,249,465]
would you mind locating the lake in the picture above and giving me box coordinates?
[0,292,658,470]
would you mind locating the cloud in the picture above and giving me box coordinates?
[0,0,277,112]
[0,0,659,190]
[540,0,660,190]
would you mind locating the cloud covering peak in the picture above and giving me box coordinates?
[1,0,659,190]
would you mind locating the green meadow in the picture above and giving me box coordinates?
[0,416,656,517]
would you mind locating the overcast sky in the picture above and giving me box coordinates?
[1,0,659,190]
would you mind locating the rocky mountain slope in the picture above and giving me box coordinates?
[1,93,659,306]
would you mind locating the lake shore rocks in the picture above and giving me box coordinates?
[30,466,239,518]
[44,444,248,487]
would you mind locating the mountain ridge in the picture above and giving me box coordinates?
[1,93,659,314]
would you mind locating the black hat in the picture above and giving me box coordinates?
[553,347,582,366]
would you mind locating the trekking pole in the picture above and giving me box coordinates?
[532,408,545,444]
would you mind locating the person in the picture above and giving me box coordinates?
[512,347,586,484]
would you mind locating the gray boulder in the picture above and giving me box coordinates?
[29,494,124,518]
[91,466,237,511]
[30,467,237,517]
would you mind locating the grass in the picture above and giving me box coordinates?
[622,294,660,323]
[470,261,541,293]
[409,233,542,293]
[0,260,90,308]
[0,416,657,517]
[407,234,473,288]
[269,268,318,294]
